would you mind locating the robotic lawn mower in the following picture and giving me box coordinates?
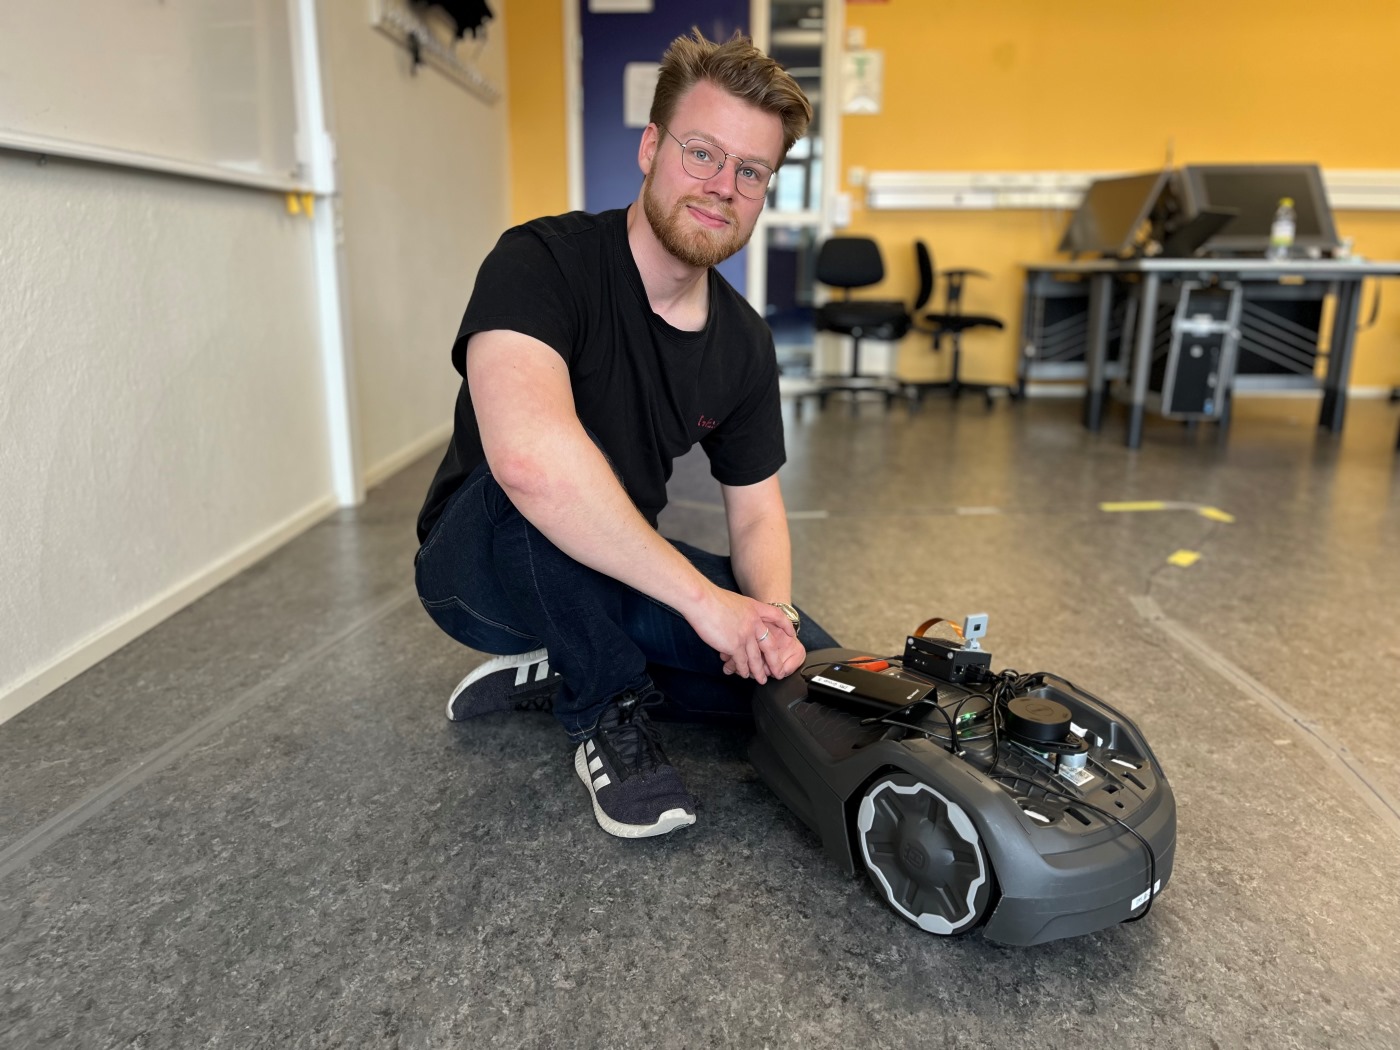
[750,617,1176,946]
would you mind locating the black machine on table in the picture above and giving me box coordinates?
[750,615,1177,946]
[1020,162,1400,446]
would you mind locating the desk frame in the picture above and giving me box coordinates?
[1022,259,1400,448]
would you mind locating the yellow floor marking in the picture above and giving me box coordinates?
[1100,501,1167,512]
[1167,549,1202,567]
[1099,500,1235,523]
[1198,507,1236,523]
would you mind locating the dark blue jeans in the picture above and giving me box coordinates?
[414,462,838,741]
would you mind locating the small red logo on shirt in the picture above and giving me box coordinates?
[697,414,718,430]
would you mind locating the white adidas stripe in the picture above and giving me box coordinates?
[593,774,611,790]
[588,756,603,774]
[512,659,552,687]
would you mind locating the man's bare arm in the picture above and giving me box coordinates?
[721,476,805,679]
[467,330,787,681]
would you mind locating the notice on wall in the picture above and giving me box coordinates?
[624,62,661,127]
[842,50,883,114]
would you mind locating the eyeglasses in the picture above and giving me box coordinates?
[658,125,774,201]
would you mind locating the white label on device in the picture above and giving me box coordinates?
[1059,766,1095,787]
[811,675,855,693]
[1130,880,1162,911]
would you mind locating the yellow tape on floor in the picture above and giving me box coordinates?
[1198,507,1236,523]
[1167,550,1202,567]
[1100,501,1167,512]
[1098,501,1236,523]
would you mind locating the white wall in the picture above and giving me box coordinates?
[0,155,333,717]
[318,2,511,484]
[0,1,513,720]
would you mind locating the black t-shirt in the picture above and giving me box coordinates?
[416,208,785,543]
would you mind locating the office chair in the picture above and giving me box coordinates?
[801,236,912,414]
[906,240,1011,408]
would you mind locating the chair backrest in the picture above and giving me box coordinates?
[816,236,885,293]
[915,238,980,317]
[914,240,936,312]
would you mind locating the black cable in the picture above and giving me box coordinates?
[862,719,996,748]
[990,773,1158,922]
[988,668,1061,769]
[853,670,1004,754]
[861,694,959,752]
[966,666,1022,769]
[863,718,954,747]
[934,666,1055,782]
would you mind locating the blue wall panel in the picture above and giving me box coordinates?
[580,2,751,289]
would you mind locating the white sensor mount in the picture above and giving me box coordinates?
[962,614,989,651]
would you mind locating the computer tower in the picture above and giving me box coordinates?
[1148,282,1241,420]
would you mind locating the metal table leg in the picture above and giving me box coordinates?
[1126,274,1160,449]
[1083,273,1113,431]
[1319,278,1363,433]
[1017,272,1040,399]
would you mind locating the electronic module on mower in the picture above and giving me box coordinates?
[750,615,1177,946]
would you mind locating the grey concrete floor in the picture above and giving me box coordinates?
[3,396,1400,1049]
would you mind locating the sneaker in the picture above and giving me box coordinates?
[574,690,697,839]
[446,649,560,722]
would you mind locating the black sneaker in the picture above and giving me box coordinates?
[574,690,697,839]
[446,649,560,722]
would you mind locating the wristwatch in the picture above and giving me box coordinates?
[768,601,801,635]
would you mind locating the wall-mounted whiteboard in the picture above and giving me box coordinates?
[0,0,304,191]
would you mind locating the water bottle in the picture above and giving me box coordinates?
[1268,197,1296,260]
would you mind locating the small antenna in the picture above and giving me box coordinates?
[1164,137,1176,169]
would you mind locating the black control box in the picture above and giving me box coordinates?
[903,635,992,684]
[804,663,935,717]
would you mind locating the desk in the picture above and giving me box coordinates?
[1021,259,1400,448]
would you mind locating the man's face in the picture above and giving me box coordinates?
[640,79,784,270]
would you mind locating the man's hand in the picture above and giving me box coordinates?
[686,588,801,685]
[708,600,804,683]
[720,615,805,682]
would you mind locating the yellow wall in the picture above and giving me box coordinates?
[843,0,1400,388]
[503,0,570,225]
[499,1,1400,387]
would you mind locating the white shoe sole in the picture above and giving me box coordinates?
[445,648,550,721]
[573,745,696,839]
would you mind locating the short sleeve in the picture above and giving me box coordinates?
[450,226,580,376]
[701,341,786,487]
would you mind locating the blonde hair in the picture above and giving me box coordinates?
[649,28,813,163]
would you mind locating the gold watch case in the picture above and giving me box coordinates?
[769,601,801,634]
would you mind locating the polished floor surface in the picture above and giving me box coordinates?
[4,396,1399,1049]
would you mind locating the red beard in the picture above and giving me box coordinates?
[642,169,748,269]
